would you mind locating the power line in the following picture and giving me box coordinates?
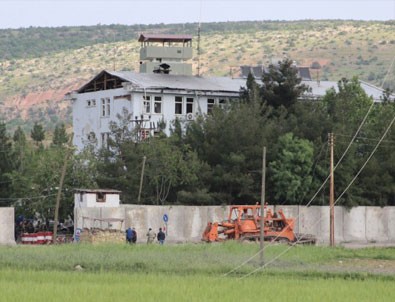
[336,134,395,144]
[223,104,374,277]
[224,53,395,278]
[239,112,395,279]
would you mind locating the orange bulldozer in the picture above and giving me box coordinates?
[202,204,315,244]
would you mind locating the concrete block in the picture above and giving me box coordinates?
[298,206,322,239]
[206,205,229,223]
[101,207,126,230]
[161,206,184,242]
[124,205,147,243]
[277,206,299,232]
[366,207,388,242]
[192,207,208,241]
[386,207,395,242]
[74,207,101,229]
[0,207,16,245]
[343,207,366,242]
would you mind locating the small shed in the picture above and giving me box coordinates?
[74,189,121,208]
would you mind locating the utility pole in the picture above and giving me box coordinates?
[53,134,74,244]
[137,156,146,203]
[328,133,335,247]
[260,146,266,266]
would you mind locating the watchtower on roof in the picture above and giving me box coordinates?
[138,33,193,76]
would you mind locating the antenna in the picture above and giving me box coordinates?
[196,0,202,77]
[112,31,117,71]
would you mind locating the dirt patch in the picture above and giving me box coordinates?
[330,258,395,275]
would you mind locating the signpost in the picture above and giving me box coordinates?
[163,214,168,236]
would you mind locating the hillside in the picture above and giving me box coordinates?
[0,20,394,132]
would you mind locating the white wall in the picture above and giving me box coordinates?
[74,192,120,208]
[73,88,131,151]
[74,205,395,244]
[0,208,16,245]
[73,87,236,151]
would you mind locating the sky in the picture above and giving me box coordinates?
[0,0,394,29]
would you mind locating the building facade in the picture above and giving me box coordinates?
[68,70,244,151]
[68,34,390,152]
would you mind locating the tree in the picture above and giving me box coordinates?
[0,122,14,200]
[269,133,314,204]
[52,123,68,146]
[185,101,275,204]
[8,132,98,220]
[12,126,29,173]
[261,58,310,110]
[240,72,261,104]
[31,122,45,145]
[140,137,202,205]
[322,77,375,207]
[95,114,204,204]
[13,126,26,145]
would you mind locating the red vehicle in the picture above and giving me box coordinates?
[202,204,315,244]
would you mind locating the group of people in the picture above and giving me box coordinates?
[146,227,166,244]
[125,227,137,244]
[126,227,166,244]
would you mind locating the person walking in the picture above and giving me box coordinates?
[131,227,137,244]
[157,227,166,245]
[146,228,156,244]
[126,227,133,244]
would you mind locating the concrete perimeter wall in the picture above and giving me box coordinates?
[74,205,395,244]
[0,207,16,245]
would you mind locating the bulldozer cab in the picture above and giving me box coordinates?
[228,206,259,222]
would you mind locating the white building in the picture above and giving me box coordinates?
[74,188,121,208]
[68,70,243,151]
[68,34,390,152]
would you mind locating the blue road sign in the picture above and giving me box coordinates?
[163,214,168,222]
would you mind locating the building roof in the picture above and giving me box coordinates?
[109,70,246,93]
[74,70,391,102]
[239,65,312,81]
[138,34,193,43]
[74,188,122,194]
[303,80,389,101]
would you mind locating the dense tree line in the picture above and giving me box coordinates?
[0,122,97,220]
[1,60,394,223]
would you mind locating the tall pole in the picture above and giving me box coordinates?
[329,133,335,247]
[137,156,146,203]
[260,146,266,266]
[53,134,74,243]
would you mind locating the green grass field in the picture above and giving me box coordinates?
[0,243,394,301]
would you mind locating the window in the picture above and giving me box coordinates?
[96,192,106,203]
[175,96,183,114]
[218,98,228,110]
[140,129,150,140]
[101,132,110,148]
[106,99,111,116]
[186,97,194,114]
[207,98,215,114]
[86,99,96,107]
[101,98,110,117]
[154,96,162,114]
[143,96,151,113]
[87,132,97,144]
